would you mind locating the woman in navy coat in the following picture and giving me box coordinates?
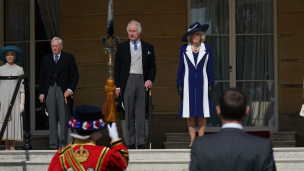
[176,22,214,148]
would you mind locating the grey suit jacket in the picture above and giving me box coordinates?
[189,128,276,171]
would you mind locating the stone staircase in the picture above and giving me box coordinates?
[271,132,297,147]
[0,148,304,170]
[0,135,50,150]
[164,132,297,149]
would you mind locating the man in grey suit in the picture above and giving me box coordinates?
[190,88,276,171]
[114,20,156,149]
[39,37,79,149]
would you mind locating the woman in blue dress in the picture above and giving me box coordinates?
[176,22,214,148]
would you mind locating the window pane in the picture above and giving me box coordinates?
[207,82,230,127]
[35,0,48,40]
[204,36,229,80]
[191,0,229,34]
[4,0,30,42]
[3,43,30,75]
[236,35,274,80]
[235,0,274,34]
[237,81,275,126]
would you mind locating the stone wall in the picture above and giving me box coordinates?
[60,0,187,114]
[278,0,304,146]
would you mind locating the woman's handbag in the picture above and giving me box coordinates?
[300,105,304,117]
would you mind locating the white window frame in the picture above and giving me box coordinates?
[187,0,278,133]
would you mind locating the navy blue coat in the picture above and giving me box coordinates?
[176,43,214,118]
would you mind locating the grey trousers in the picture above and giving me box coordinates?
[124,74,146,146]
[46,83,69,148]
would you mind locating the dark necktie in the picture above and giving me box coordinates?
[54,55,59,64]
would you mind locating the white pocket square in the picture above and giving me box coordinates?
[148,51,151,54]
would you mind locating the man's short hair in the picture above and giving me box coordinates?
[219,88,247,121]
[126,20,142,33]
[51,37,63,45]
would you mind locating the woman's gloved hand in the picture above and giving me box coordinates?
[20,93,25,114]
[208,84,213,97]
[177,85,183,97]
[107,122,119,141]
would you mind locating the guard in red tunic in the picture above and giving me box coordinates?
[48,105,129,171]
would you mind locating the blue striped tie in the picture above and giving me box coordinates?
[55,55,59,64]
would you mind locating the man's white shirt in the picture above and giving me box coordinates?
[222,122,243,130]
[130,38,141,54]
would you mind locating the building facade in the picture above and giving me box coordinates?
[0,0,303,148]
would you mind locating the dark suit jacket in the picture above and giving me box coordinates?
[190,128,276,171]
[114,40,156,100]
[39,51,79,99]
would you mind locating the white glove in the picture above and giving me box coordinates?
[20,93,25,114]
[107,122,119,141]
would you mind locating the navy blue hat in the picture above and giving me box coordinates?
[181,22,209,42]
[0,46,24,63]
[67,105,107,131]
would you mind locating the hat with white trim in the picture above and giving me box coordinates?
[67,105,107,131]
[181,22,209,42]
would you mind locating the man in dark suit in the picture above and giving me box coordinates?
[114,20,156,149]
[39,37,79,149]
[190,88,276,171]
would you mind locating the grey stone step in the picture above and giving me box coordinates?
[166,132,297,142]
[127,160,190,171]
[274,148,304,158]
[128,149,190,160]
[0,161,50,171]
[0,150,56,161]
[275,158,304,170]
[165,132,297,148]
[0,145,24,150]
[163,142,189,149]
[0,148,304,170]
[164,140,297,149]
[270,132,296,141]
[165,133,190,142]
[0,135,50,150]
[272,141,297,148]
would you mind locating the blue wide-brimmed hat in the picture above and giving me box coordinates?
[67,105,107,131]
[0,46,23,63]
[181,22,209,42]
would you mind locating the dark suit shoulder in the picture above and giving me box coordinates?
[61,51,74,58]
[117,40,129,47]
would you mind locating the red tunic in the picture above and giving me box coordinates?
[48,138,129,171]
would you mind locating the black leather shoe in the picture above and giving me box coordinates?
[126,144,135,149]
[50,147,58,150]
[137,144,148,149]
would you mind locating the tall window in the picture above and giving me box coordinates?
[191,0,275,127]
[3,0,60,132]
[4,0,30,75]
